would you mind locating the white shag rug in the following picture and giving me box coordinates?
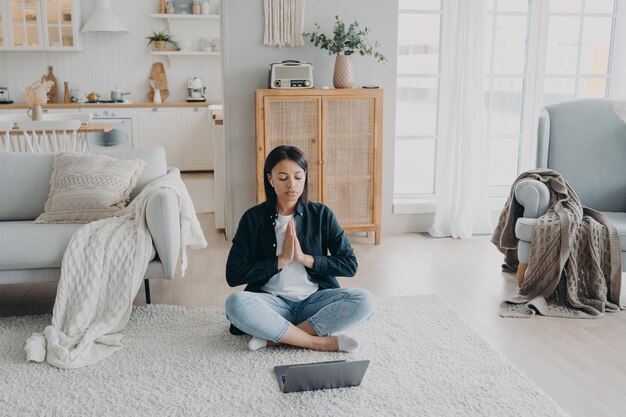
[0,295,568,417]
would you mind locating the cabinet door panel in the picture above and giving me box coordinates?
[264,97,321,202]
[181,107,213,170]
[322,98,375,225]
[9,0,42,48]
[134,108,181,168]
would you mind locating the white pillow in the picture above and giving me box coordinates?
[34,153,146,224]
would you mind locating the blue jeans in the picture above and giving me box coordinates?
[224,288,375,343]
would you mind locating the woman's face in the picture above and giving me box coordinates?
[268,159,306,204]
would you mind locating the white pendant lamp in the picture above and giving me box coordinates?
[81,0,128,32]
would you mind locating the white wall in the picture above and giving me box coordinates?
[0,0,222,103]
[222,0,419,239]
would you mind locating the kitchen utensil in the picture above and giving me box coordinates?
[42,66,58,103]
[148,63,169,102]
[64,81,71,103]
[111,88,130,102]
[85,92,101,103]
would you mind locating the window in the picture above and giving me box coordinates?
[395,0,442,197]
[394,0,620,208]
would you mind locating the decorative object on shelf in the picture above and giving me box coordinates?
[146,30,174,50]
[147,63,170,102]
[303,16,387,88]
[149,80,163,103]
[199,37,211,52]
[158,0,166,13]
[211,39,221,52]
[263,0,304,47]
[201,0,211,15]
[192,0,202,14]
[23,79,54,121]
[64,81,71,104]
[174,0,192,14]
[41,66,58,103]
[165,1,175,14]
[177,39,193,52]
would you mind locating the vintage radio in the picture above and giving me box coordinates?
[269,60,314,89]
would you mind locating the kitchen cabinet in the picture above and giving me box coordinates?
[0,0,82,51]
[255,89,383,244]
[181,107,213,170]
[134,107,182,169]
[133,106,214,171]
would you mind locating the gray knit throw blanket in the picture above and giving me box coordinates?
[492,169,622,318]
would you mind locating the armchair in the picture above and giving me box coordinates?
[514,98,626,284]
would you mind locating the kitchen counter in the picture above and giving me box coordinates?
[0,101,222,110]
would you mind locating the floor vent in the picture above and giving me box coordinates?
[417,232,450,240]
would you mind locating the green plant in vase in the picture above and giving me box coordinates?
[303,15,387,88]
[146,30,174,51]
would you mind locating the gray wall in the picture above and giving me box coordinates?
[222,0,404,238]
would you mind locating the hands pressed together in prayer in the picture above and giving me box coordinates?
[278,219,315,269]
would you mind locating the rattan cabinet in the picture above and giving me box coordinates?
[255,88,383,244]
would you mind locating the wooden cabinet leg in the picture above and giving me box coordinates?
[517,263,528,287]
[375,228,381,245]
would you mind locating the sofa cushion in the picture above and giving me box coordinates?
[0,148,168,222]
[600,212,626,251]
[515,217,537,242]
[0,152,55,221]
[515,212,626,251]
[35,153,145,224]
[0,221,156,270]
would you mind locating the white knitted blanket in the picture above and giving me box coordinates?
[24,170,207,368]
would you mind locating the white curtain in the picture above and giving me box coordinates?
[429,0,492,239]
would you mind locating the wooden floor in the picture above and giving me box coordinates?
[2,212,626,416]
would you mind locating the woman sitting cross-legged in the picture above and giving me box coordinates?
[224,145,375,352]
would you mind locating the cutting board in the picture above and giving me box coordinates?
[42,66,58,103]
[147,62,169,102]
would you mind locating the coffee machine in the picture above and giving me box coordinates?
[187,77,206,102]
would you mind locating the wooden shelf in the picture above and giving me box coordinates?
[150,51,220,56]
[149,13,220,20]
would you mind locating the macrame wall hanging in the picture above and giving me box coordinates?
[263,0,305,47]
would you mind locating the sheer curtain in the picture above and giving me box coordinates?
[429,0,492,239]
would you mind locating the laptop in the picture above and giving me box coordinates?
[273,359,370,393]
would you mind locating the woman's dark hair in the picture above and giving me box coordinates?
[263,145,309,204]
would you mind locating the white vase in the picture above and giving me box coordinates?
[333,55,353,89]
[201,0,210,14]
[27,105,42,121]
[153,89,162,103]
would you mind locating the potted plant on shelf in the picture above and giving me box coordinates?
[303,15,387,88]
[146,30,174,51]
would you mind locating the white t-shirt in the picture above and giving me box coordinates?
[261,213,318,301]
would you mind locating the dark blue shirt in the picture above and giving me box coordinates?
[226,200,358,292]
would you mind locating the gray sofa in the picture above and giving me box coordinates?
[514,98,626,281]
[0,147,181,303]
